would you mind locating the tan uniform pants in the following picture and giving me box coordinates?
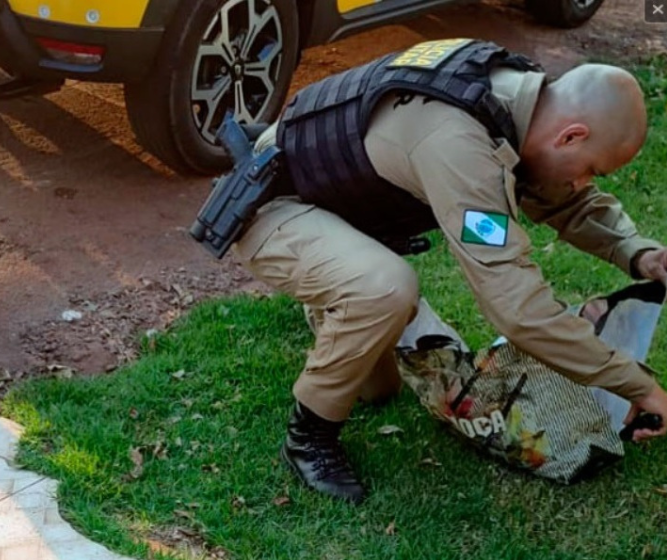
[233,198,419,422]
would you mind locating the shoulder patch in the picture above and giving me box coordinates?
[461,210,509,247]
[388,38,472,69]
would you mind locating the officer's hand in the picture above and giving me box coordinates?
[625,384,667,441]
[635,248,667,284]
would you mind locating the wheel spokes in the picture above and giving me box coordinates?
[244,42,281,99]
[239,0,280,61]
[191,0,284,145]
[197,42,234,68]
[234,80,254,123]
[191,73,232,104]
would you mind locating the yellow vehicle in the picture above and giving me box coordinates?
[0,0,606,173]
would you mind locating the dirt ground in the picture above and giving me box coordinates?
[0,0,665,393]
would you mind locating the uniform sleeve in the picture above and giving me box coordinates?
[520,184,662,276]
[408,125,657,401]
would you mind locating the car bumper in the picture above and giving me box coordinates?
[0,1,163,83]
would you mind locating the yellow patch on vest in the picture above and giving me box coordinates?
[389,38,473,69]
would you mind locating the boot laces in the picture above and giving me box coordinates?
[308,427,353,481]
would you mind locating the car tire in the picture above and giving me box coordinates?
[524,0,605,28]
[124,0,299,175]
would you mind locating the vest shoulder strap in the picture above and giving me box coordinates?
[359,40,543,150]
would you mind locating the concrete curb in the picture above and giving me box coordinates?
[0,418,138,560]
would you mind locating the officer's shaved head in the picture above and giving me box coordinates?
[522,63,648,191]
[548,64,647,154]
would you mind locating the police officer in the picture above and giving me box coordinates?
[230,39,667,504]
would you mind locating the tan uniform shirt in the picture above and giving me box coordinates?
[364,68,660,401]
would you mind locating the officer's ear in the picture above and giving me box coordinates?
[554,123,589,148]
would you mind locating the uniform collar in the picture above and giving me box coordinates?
[490,68,547,155]
[512,71,547,153]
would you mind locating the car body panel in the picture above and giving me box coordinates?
[305,0,458,46]
[8,0,151,28]
[0,0,610,83]
[1,0,467,81]
[139,0,180,28]
[337,0,448,18]
[337,0,375,14]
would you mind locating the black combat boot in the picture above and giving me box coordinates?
[280,402,366,504]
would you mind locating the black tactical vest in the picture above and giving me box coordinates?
[276,39,542,244]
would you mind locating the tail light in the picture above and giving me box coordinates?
[36,38,105,66]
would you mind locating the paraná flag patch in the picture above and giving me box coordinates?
[461,210,509,246]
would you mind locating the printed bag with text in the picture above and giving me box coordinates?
[396,282,665,483]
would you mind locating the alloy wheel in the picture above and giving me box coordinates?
[191,0,284,144]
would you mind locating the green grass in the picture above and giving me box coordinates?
[4,59,667,560]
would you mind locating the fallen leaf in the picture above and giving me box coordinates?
[129,408,139,420]
[377,425,403,436]
[171,283,186,298]
[654,485,667,496]
[273,496,290,507]
[129,447,144,479]
[246,289,268,299]
[146,538,172,555]
[174,509,194,519]
[55,368,75,379]
[420,458,442,467]
[385,520,396,535]
[174,526,198,537]
[232,496,246,508]
[171,369,187,380]
[152,441,168,460]
[82,300,99,312]
[47,364,76,379]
